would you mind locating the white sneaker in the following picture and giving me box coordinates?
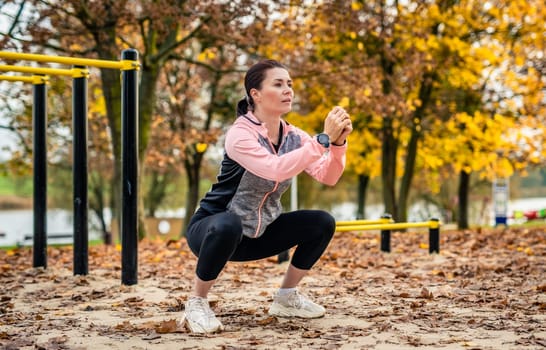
[182,296,223,333]
[268,290,325,318]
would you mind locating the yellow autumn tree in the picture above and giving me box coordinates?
[418,0,546,227]
[254,2,386,217]
[260,0,484,221]
[256,0,545,226]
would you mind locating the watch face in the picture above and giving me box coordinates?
[318,133,329,147]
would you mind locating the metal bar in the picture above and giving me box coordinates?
[380,213,393,253]
[0,64,88,77]
[0,75,36,83]
[428,218,440,254]
[336,221,436,232]
[32,80,47,268]
[72,66,88,276]
[380,228,391,252]
[121,49,139,286]
[0,51,137,70]
[336,218,393,226]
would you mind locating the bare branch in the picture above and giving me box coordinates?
[0,125,16,131]
[154,14,212,63]
[172,56,244,75]
[6,0,27,37]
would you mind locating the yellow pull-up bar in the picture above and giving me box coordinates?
[0,64,88,78]
[0,51,139,70]
[336,220,440,233]
[336,218,393,226]
[0,74,49,84]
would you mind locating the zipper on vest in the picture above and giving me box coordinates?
[253,132,282,237]
[253,181,279,237]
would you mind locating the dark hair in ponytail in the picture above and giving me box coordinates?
[236,59,287,117]
[236,96,252,117]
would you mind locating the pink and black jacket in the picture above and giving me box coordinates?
[193,112,347,238]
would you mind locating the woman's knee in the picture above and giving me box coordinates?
[315,210,336,236]
[207,212,243,244]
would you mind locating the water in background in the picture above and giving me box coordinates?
[1,197,544,247]
[330,197,546,224]
[0,209,101,247]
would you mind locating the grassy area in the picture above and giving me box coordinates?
[0,175,33,197]
[0,239,106,250]
[0,176,14,195]
[509,220,546,228]
[0,170,32,206]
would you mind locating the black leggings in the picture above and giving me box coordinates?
[186,210,336,281]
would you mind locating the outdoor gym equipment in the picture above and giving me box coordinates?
[0,49,139,285]
[336,214,441,254]
[278,214,440,263]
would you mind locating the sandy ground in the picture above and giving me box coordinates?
[1,226,545,349]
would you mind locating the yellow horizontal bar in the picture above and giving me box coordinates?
[0,51,139,70]
[0,75,49,84]
[0,75,34,83]
[336,220,440,232]
[337,219,393,226]
[0,64,89,78]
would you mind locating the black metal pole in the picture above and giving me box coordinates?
[380,213,392,253]
[33,79,47,268]
[121,49,139,285]
[428,218,440,254]
[73,67,88,275]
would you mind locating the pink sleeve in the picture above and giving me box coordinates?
[304,142,347,186]
[225,124,328,182]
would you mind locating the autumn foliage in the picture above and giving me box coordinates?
[0,1,545,232]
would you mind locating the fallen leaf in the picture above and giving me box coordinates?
[154,319,181,334]
[301,330,322,338]
[420,287,433,299]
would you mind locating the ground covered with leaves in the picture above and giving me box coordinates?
[0,226,545,349]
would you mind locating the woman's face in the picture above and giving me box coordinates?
[251,67,294,116]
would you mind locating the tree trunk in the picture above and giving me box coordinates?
[356,174,369,219]
[458,170,470,229]
[379,33,397,219]
[397,128,419,222]
[381,116,398,219]
[139,66,159,162]
[89,171,112,245]
[145,170,171,218]
[99,67,123,241]
[397,77,433,222]
[182,151,204,236]
[80,11,123,243]
[137,65,160,240]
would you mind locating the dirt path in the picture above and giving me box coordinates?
[1,226,545,349]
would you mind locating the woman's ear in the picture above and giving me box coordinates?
[250,88,260,102]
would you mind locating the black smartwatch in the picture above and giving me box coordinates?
[316,133,330,148]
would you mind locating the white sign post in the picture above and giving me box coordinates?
[492,177,509,226]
